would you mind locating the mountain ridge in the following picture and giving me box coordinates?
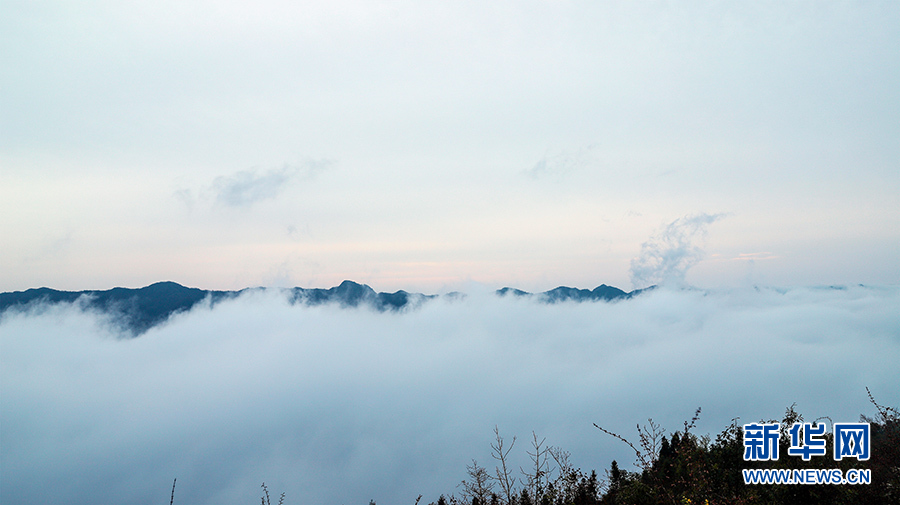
[0,280,649,335]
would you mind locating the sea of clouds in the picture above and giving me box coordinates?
[2,283,898,505]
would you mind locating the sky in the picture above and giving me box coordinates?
[1,1,898,293]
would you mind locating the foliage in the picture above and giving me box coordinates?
[446,389,898,505]
[590,391,899,505]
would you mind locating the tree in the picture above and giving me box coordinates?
[460,460,495,505]
[521,432,551,502]
[491,426,517,505]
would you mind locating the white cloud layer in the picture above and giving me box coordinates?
[2,285,898,505]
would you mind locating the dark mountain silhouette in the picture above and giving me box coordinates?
[0,281,235,335]
[288,280,436,309]
[495,284,653,302]
[0,280,648,336]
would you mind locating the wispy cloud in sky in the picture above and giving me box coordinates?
[213,168,291,207]
[2,285,898,505]
[630,213,726,289]
[526,144,598,181]
[211,160,332,208]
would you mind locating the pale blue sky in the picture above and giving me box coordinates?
[2,1,898,292]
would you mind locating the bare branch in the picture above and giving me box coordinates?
[683,407,702,434]
[459,459,495,504]
[490,426,517,505]
[520,432,552,500]
[594,423,650,470]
